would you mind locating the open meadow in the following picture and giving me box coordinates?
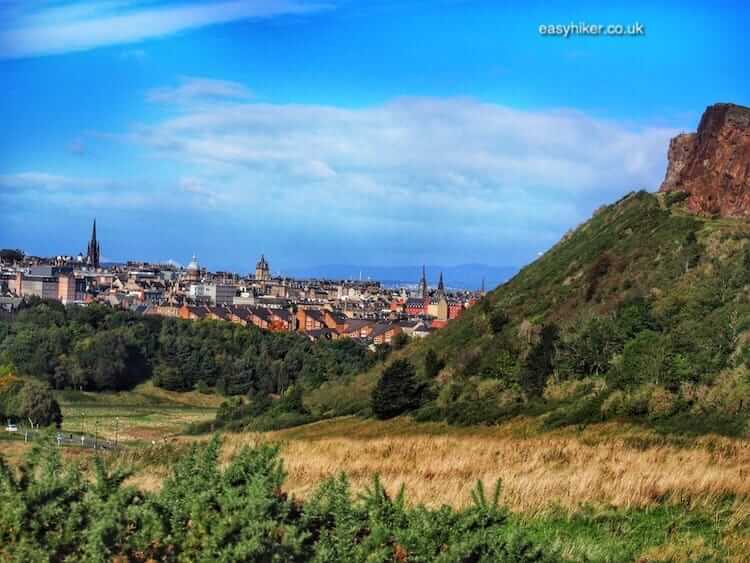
[55,381,223,444]
[217,418,750,560]
[1,382,220,467]
[5,395,750,561]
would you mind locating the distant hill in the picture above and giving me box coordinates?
[283,264,519,290]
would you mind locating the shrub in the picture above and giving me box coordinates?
[543,377,606,403]
[600,384,677,420]
[543,394,606,429]
[195,380,211,394]
[665,190,690,207]
[0,436,556,561]
[585,253,611,301]
[437,377,525,426]
[305,372,377,418]
[690,368,750,416]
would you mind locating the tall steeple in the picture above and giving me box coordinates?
[419,265,428,299]
[86,218,101,269]
[437,271,445,297]
[255,254,271,281]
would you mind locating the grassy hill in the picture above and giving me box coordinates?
[308,191,750,435]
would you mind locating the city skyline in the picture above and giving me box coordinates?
[8,216,511,290]
[2,1,749,271]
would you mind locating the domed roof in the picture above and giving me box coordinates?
[187,255,200,271]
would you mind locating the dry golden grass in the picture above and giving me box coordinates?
[0,440,30,467]
[215,417,750,514]
[7,414,750,518]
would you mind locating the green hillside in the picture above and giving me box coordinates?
[358,190,750,434]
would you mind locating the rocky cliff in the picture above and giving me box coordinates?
[659,103,750,217]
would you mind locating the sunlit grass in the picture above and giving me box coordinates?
[54,381,221,444]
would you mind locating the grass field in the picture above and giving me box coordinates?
[226,417,750,511]
[4,394,750,560]
[221,417,750,561]
[54,381,222,444]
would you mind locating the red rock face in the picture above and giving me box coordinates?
[659,103,750,217]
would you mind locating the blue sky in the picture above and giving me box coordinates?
[1,0,748,274]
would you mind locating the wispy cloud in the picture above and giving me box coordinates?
[131,92,676,215]
[0,0,330,59]
[147,76,252,104]
[0,171,167,210]
[0,172,112,191]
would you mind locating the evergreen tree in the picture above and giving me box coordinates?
[424,349,444,379]
[519,324,559,397]
[372,359,424,419]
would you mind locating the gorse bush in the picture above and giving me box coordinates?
[0,437,555,562]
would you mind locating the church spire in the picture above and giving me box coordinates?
[437,271,445,293]
[86,218,101,269]
[419,265,428,299]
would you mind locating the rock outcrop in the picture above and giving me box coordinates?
[659,103,750,217]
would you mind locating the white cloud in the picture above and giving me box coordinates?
[0,0,330,59]
[148,76,252,104]
[129,94,676,231]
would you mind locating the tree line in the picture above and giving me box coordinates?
[0,298,375,397]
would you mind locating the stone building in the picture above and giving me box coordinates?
[255,254,271,281]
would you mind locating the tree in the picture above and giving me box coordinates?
[72,331,132,390]
[391,331,409,350]
[519,324,559,397]
[424,349,445,379]
[489,309,509,334]
[610,330,676,390]
[372,359,424,419]
[17,380,62,427]
[0,248,24,263]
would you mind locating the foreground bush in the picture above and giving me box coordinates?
[0,436,554,562]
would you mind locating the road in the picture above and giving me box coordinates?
[55,432,117,450]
